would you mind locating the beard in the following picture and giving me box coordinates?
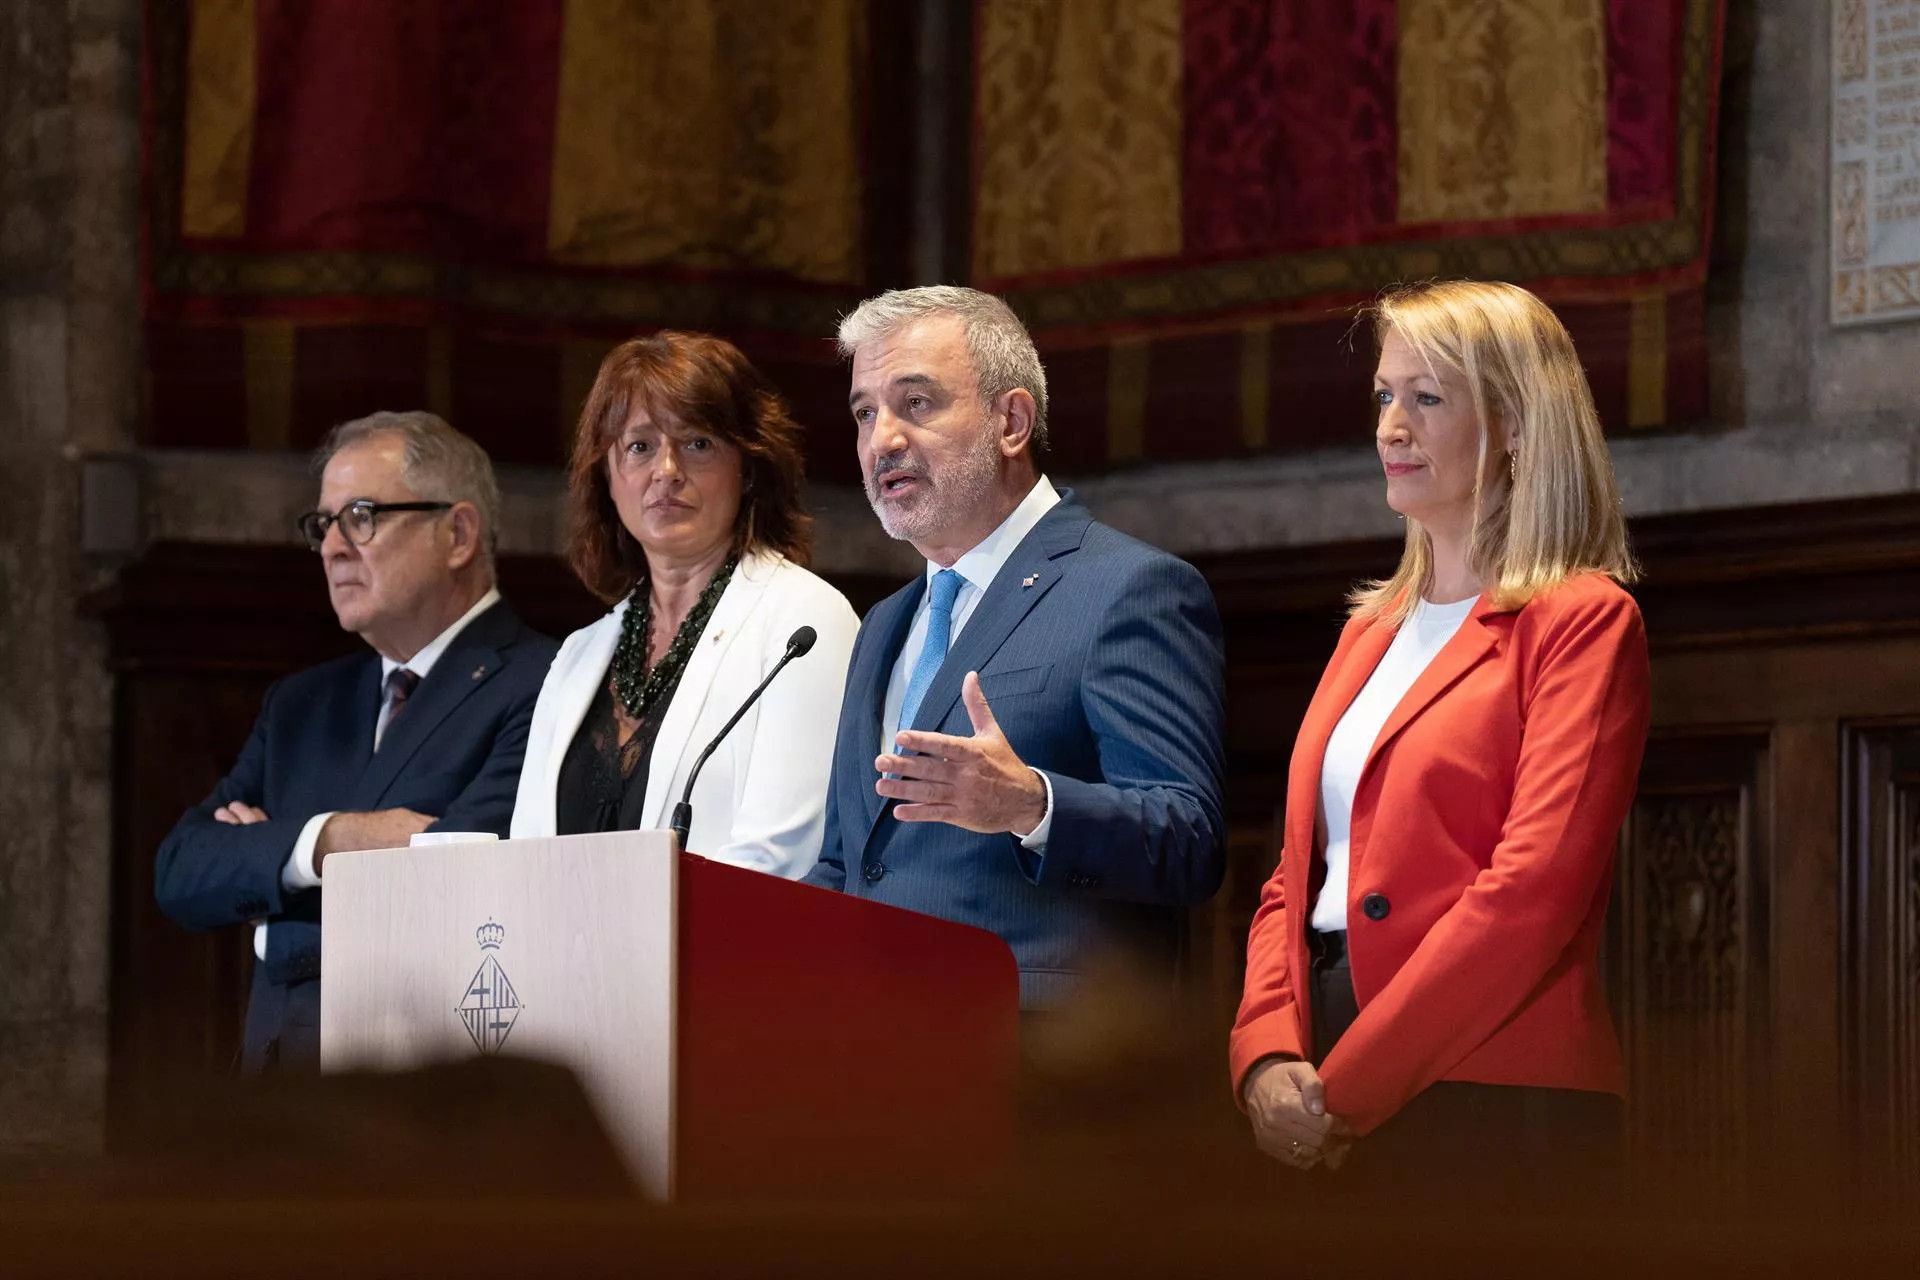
[865,422,1002,545]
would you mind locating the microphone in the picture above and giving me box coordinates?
[669,626,817,853]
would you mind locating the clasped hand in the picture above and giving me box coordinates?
[1244,1058,1355,1171]
[874,671,1047,835]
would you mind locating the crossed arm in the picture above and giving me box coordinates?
[154,678,534,930]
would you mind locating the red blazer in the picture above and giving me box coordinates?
[1230,573,1649,1136]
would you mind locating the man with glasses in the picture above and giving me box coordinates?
[155,411,558,1072]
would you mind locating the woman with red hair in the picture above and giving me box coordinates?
[511,332,857,877]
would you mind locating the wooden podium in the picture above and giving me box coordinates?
[320,831,1020,1200]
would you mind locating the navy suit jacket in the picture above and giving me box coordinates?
[805,494,1227,1008]
[155,598,557,1068]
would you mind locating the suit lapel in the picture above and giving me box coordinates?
[856,498,1088,860]
[906,499,1087,735]
[640,554,776,830]
[855,579,923,838]
[1359,599,1501,782]
[349,601,517,810]
[1280,597,1505,919]
[322,658,381,799]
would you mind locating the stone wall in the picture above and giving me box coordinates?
[0,0,139,1153]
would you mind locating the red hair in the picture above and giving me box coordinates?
[566,332,813,603]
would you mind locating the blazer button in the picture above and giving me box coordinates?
[862,862,886,883]
[1361,892,1391,921]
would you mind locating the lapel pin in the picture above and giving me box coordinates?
[1022,573,1038,588]
[471,665,486,681]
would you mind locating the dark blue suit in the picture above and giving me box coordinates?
[806,494,1226,1008]
[155,599,557,1071]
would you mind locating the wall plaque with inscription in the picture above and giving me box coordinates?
[1832,0,1920,323]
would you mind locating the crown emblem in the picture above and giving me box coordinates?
[475,919,505,950]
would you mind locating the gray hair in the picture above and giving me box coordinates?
[314,410,501,573]
[836,286,1049,455]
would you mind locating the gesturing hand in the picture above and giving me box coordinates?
[1245,1058,1354,1171]
[876,671,1047,835]
[214,802,271,825]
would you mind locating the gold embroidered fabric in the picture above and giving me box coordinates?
[547,0,865,285]
[1396,0,1608,224]
[180,0,255,238]
[973,0,1184,280]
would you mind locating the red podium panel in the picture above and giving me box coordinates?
[676,855,1019,1199]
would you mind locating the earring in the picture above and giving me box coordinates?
[1507,451,1517,482]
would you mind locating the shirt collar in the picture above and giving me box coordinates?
[925,475,1062,594]
[383,586,501,682]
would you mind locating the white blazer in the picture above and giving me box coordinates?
[510,550,859,878]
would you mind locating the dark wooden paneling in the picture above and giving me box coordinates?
[1843,721,1920,1201]
[107,671,268,1145]
[93,493,1920,1189]
[1610,731,1772,1197]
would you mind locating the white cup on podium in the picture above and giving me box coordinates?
[408,831,500,847]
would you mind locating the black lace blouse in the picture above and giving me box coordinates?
[553,663,688,836]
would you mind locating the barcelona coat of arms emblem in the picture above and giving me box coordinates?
[457,919,522,1054]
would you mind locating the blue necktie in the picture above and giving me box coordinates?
[897,569,963,738]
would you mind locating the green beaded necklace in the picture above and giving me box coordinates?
[611,556,738,718]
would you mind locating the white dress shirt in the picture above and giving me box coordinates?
[254,586,501,960]
[883,476,1061,849]
[1311,593,1477,933]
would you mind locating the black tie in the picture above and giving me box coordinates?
[382,667,421,744]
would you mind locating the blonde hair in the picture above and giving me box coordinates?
[1350,280,1637,624]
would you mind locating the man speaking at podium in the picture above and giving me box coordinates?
[155,412,557,1072]
[806,287,1226,1012]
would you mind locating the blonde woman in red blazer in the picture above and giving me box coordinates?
[1232,280,1650,1196]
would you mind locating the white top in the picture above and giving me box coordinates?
[1309,593,1478,934]
[883,474,1062,848]
[257,586,502,959]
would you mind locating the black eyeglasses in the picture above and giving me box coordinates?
[296,500,452,551]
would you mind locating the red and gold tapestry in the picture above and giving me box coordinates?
[144,0,1722,479]
[971,0,1722,472]
[143,0,876,478]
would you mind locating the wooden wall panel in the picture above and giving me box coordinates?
[94,494,1920,1196]
[109,674,268,1103]
[1610,731,1771,1196]
[1843,721,1920,1200]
